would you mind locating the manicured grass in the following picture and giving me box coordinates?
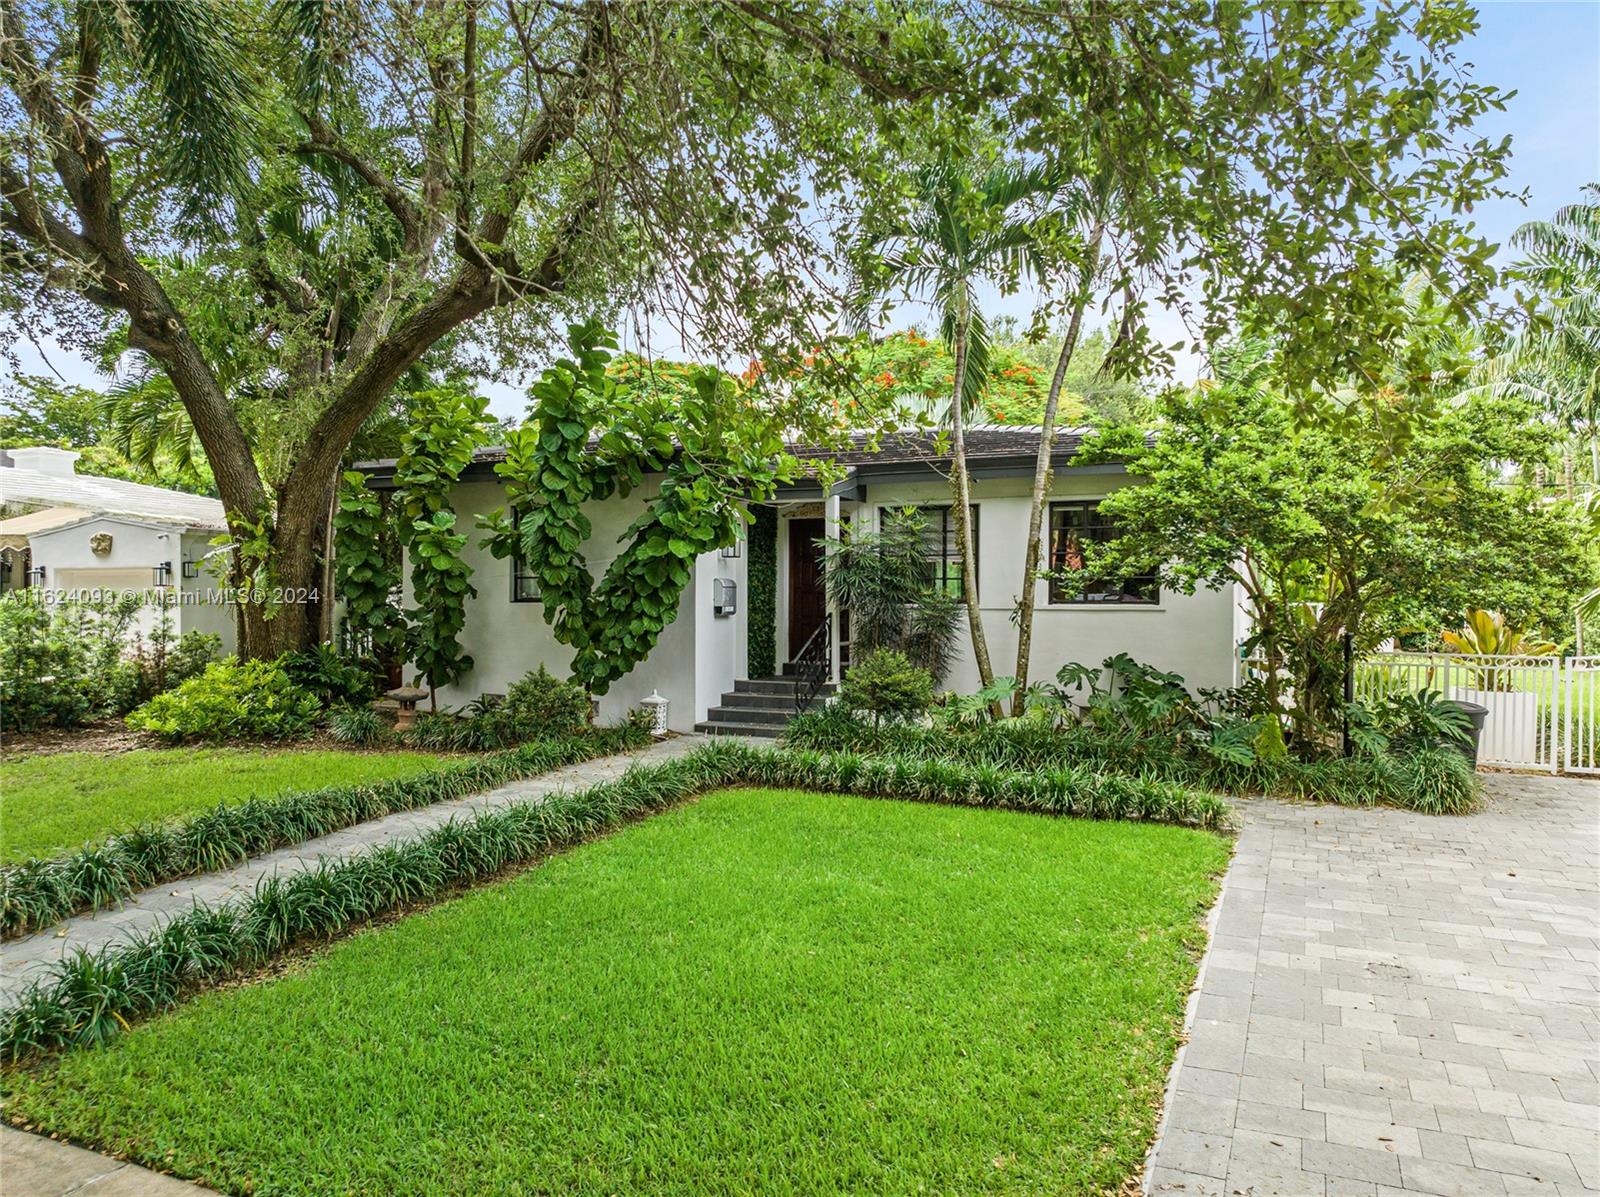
[3,788,1229,1196]
[0,748,451,864]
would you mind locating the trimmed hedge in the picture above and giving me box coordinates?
[0,742,1230,1062]
[782,709,1481,815]
[0,725,651,940]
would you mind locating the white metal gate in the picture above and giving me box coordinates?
[1355,653,1600,775]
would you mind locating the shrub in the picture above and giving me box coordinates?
[328,704,389,747]
[0,723,653,938]
[278,645,377,707]
[0,595,92,731]
[0,742,1229,1062]
[502,666,590,737]
[1396,746,1479,816]
[0,593,143,731]
[125,660,322,743]
[782,716,1479,815]
[837,649,933,726]
[119,624,222,712]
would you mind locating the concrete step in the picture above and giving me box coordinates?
[694,720,783,738]
[718,690,806,710]
[735,677,836,697]
[702,703,793,725]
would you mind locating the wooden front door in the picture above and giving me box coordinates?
[787,518,826,660]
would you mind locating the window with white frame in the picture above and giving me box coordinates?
[509,507,540,603]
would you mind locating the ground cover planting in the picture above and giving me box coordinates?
[784,707,1482,815]
[3,783,1230,1196]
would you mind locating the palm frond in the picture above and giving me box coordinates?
[271,0,338,109]
[99,0,257,217]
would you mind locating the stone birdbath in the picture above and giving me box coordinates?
[386,686,430,732]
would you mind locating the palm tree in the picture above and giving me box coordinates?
[1011,171,1114,712]
[857,159,1066,690]
[1481,188,1600,493]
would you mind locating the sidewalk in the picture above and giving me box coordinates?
[0,1125,213,1196]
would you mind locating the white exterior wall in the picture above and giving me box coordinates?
[27,517,236,651]
[842,473,1239,694]
[410,478,745,732]
[177,530,237,644]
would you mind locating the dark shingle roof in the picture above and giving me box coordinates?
[355,425,1134,488]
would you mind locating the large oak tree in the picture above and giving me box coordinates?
[1,0,973,655]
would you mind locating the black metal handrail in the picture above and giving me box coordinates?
[793,615,832,715]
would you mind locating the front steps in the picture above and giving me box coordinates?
[694,671,835,738]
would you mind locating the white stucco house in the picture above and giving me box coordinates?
[0,446,237,648]
[358,427,1243,736]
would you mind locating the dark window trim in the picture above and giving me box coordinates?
[1047,500,1159,606]
[882,503,978,602]
[509,506,541,603]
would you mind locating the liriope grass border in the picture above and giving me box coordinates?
[1,742,1233,1063]
[0,725,652,940]
[782,715,1482,815]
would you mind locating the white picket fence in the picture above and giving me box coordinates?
[1354,653,1600,775]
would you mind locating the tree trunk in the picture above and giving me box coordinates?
[948,311,996,693]
[1011,228,1104,714]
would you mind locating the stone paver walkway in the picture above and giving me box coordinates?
[1146,772,1600,1197]
[0,734,708,1004]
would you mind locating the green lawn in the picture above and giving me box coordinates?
[0,748,451,864]
[2,788,1230,1196]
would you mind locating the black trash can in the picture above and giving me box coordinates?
[1444,699,1489,767]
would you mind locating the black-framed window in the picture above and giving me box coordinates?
[901,504,977,600]
[1048,501,1158,604]
[509,508,540,603]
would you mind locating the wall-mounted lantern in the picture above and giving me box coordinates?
[713,577,737,617]
[720,538,742,559]
[153,560,174,587]
[182,559,201,579]
[25,566,45,587]
[638,690,669,737]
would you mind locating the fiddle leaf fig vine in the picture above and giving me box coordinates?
[394,387,491,697]
[480,321,790,694]
[332,471,404,667]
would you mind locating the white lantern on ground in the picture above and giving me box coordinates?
[639,690,669,737]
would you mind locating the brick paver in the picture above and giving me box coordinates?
[0,734,708,1004]
[1146,772,1600,1197]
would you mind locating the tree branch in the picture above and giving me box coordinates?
[296,113,422,248]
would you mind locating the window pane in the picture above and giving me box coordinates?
[1048,502,1156,604]
[908,504,975,601]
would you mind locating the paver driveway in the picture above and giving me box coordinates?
[1146,772,1600,1197]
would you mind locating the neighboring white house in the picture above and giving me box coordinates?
[0,447,236,648]
[356,427,1242,735]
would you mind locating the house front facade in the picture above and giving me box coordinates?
[359,427,1243,734]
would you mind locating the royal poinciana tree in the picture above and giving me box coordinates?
[0,0,976,656]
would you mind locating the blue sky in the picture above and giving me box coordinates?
[7,1,1600,418]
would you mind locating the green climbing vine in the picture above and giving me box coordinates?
[393,386,490,697]
[747,505,777,678]
[480,320,790,694]
[333,471,404,667]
